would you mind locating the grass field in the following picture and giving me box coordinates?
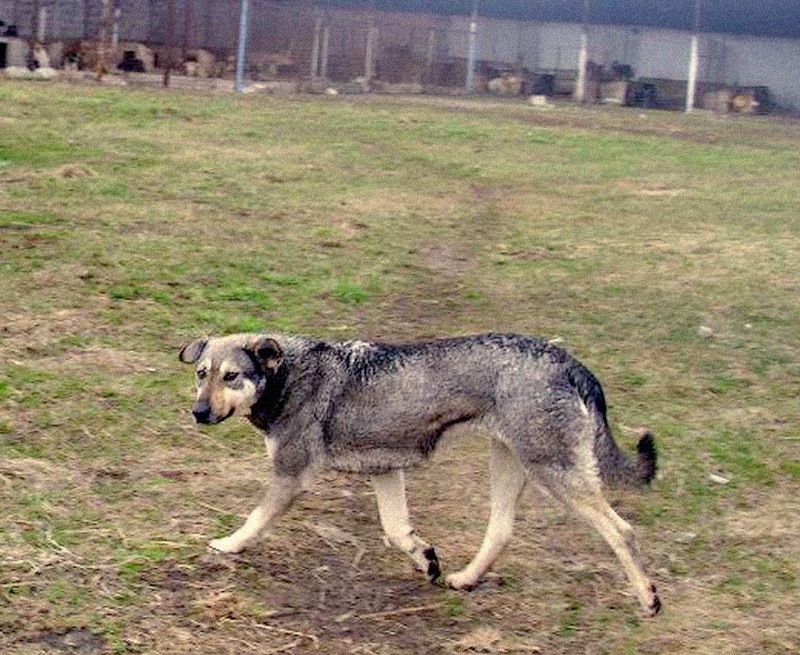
[1,81,799,654]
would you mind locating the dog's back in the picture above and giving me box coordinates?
[308,333,655,487]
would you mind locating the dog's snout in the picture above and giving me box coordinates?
[192,405,212,424]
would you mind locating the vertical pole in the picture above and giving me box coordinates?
[30,0,40,41]
[320,24,330,79]
[574,0,591,102]
[202,0,213,50]
[147,0,158,46]
[234,0,250,93]
[686,0,702,112]
[465,0,478,93]
[184,0,195,61]
[163,0,176,87]
[365,25,378,83]
[29,0,41,67]
[311,17,322,77]
[111,6,121,48]
[423,27,435,84]
[96,0,112,80]
[37,6,47,43]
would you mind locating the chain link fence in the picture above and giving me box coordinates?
[0,1,789,111]
[0,0,494,93]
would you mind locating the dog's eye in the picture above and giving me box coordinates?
[197,369,207,380]
[223,371,239,382]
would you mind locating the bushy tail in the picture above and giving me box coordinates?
[635,431,658,485]
[568,364,658,488]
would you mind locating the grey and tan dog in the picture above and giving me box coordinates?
[179,332,660,616]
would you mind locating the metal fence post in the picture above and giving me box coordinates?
[311,17,322,77]
[365,25,378,83]
[465,0,479,93]
[111,7,121,48]
[574,0,591,102]
[234,0,251,93]
[320,23,330,79]
[37,5,47,43]
[686,0,702,112]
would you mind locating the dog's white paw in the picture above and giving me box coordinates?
[445,571,479,591]
[208,536,244,554]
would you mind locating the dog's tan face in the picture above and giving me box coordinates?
[179,334,283,424]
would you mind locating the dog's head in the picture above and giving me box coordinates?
[179,334,283,424]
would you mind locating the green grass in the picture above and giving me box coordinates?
[0,81,799,655]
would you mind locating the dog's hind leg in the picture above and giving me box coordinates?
[446,438,527,590]
[209,475,304,554]
[371,469,441,582]
[542,472,660,617]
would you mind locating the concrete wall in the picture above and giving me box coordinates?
[443,13,800,109]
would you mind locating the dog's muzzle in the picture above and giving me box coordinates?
[192,403,233,425]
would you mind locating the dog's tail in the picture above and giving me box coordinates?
[568,364,657,488]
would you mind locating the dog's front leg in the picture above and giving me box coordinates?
[372,469,441,582]
[209,474,304,553]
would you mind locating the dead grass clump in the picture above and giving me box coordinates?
[0,457,79,490]
[52,164,97,179]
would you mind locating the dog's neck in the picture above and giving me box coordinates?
[248,362,290,431]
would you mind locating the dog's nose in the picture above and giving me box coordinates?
[193,407,212,424]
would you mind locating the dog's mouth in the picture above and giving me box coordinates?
[193,407,235,425]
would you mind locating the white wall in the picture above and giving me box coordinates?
[437,12,800,110]
[717,35,800,109]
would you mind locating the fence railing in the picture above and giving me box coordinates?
[1,0,487,92]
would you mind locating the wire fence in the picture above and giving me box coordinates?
[0,0,488,91]
[0,0,789,111]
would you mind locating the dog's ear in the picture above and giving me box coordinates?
[179,338,208,364]
[247,336,283,373]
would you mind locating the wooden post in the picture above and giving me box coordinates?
[203,0,214,49]
[365,25,378,82]
[184,0,195,62]
[311,17,322,77]
[163,0,176,87]
[37,5,47,43]
[320,24,330,79]
[423,28,435,84]
[96,0,112,80]
[147,0,158,46]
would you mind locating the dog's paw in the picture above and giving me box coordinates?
[642,585,661,617]
[445,571,478,591]
[208,536,244,554]
[422,546,441,583]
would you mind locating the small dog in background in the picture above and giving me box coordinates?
[180,332,660,616]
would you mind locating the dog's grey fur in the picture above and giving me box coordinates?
[180,332,660,616]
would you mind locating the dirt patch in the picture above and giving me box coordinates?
[53,346,156,376]
[0,458,81,491]
[28,629,106,655]
[727,492,800,547]
[28,266,96,292]
[423,243,471,277]
[1,307,110,359]
[52,165,97,179]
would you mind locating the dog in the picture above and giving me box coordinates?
[179,332,660,616]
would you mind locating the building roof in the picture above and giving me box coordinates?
[320,1,800,39]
